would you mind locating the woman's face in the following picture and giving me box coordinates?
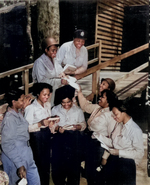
[38,88,51,104]
[73,38,85,49]
[112,107,124,123]
[98,92,108,108]
[99,80,109,93]
[61,98,73,110]
[14,94,25,110]
[45,45,58,59]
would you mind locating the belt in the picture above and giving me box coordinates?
[16,140,30,147]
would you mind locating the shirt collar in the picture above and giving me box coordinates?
[33,99,47,109]
[123,117,133,128]
[101,107,110,113]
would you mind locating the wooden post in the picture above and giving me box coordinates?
[24,69,29,95]
[97,40,102,84]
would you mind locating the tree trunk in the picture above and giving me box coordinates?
[26,0,34,62]
[37,0,60,50]
[148,60,150,177]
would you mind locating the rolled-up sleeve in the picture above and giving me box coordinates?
[24,105,39,132]
[78,91,99,114]
[1,117,26,169]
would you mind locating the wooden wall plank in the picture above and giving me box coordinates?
[98,13,123,24]
[98,9,124,20]
[97,22,123,32]
[98,17,123,28]
[97,30,122,40]
[102,49,122,54]
[102,1,124,12]
[100,40,122,47]
[97,26,123,35]
[102,44,122,50]
[98,2,124,16]
[97,35,122,43]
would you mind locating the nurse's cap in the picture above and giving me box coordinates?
[73,29,87,40]
[54,85,75,106]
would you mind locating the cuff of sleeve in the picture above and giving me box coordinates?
[16,162,26,169]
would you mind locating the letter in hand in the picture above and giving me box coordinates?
[17,166,26,179]
[72,124,81,131]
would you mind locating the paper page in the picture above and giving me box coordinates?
[63,64,77,73]
[62,125,74,130]
[48,117,60,121]
[68,81,80,90]
[18,178,27,185]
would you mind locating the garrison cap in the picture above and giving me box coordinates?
[73,29,87,40]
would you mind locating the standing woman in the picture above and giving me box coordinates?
[1,87,40,185]
[99,100,144,185]
[51,85,86,185]
[24,83,54,185]
[55,29,88,76]
[32,37,67,106]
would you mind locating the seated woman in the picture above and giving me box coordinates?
[77,88,117,185]
[51,85,86,185]
[98,100,144,185]
[24,83,57,185]
[91,77,115,103]
[1,86,40,185]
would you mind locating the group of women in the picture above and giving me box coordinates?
[1,78,144,185]
[0,29,144,185]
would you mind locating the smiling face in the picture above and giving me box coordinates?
[98,92,109,108]
[73,38,85,49]
[112,107,124,123]
[61,98,73,110]
[99,80,109,94]
[37,88,51,105]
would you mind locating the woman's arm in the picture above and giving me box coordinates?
[1,116,26,169]
[78,91,99,114]
[118,130,144,164]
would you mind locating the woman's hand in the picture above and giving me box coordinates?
[58,127,65,133]
[41,119,49,127]
[109,149,119,156]
[23,95,33,109]
[61,79,68,85]
[59,72,66,78]
[17,166,26,179]
[64,70,75,75]
[72,124,81,131]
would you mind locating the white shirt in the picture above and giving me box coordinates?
[24,99,51,132]
[55,41,88,73]
[32,53,63,106]
[78,91,116,137]
[32,53,62,87]
[51,104,86,131]
[90,110,116,137]
[94,118,144,165]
